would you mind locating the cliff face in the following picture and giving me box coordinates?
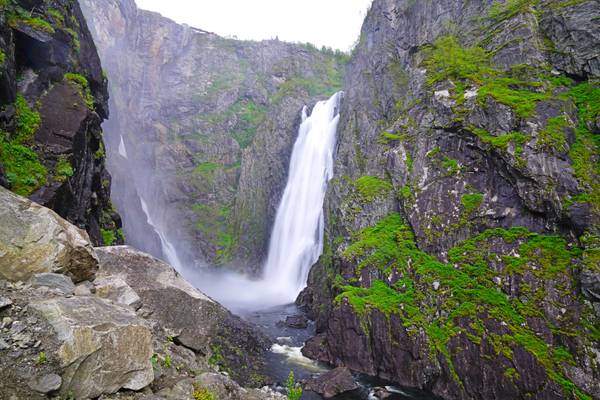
[301,0,600,399]
[79,0,346,270]
[0,0,122,246]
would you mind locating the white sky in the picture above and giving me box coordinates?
[134,0,372,51]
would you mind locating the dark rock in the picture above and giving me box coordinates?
[284,314,308,329]
[0,0,121,245]
[27,374,61,394]
[581,271,600,302]
[305,367,358,398]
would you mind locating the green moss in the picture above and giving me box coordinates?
[101,229,116,246]
[423,35,555,118]
[230,100,267,148]
[560,82,600,210]
[441,156,460,176]
[64,73,94,110]
[9,13,55,34]
[0,49,5,65]
[116,228,125,243]
[353,176,393,202]
[487,0,538,23]
[14,94,41,142]
[538,115,570,152]
[47,8,65,27]
[0,137,47,196]
[461,193,484,214]
[54,156,73,182]
[194,162,221,176]
[337,214,592,398]
[192,387,216,400]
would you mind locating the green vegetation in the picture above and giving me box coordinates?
[561,82,600,210]
[0,49,5,66]
[230,100,267,148]
[487,0,538,23]
[193,203,235,264]
[163,353,172,368]
[8,12,55,34]
[0,96,47,196]
[54,156,74,182]
[539,115,569,153]
[194,162,221,176]
[286,371,303,400]
[423,36,553,117]
[64,73,94,110]
[461,193,484,214]
[101,229,116,246]
[14,94,41,142]
[336,213,592,399]
[36,352,47,365]
[271,58,343,104]
[353,175,393,202]
[192,387,215,400]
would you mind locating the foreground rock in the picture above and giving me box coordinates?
[0,187,98,282]
[95,246,270,386]
[31,296,154,398]
[304,367,358,398]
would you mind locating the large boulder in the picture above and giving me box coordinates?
[304,367,358,398]
[0,187,98,282]
[94,246,270,386]
[30,296,154,398]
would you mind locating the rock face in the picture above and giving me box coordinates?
[304,366,358,398]
[94,245,270,386]
[0,187,98,282]
[0,0,123,246]
[31,296,154,398]
[301,1,600,399]
[80,0,346,270]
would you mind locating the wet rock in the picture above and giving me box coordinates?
[195,373,286,400]
[284,314,309,329]
[305,367,358,398]
[30,273,75,295]
[28,373,62,394]
[0,187,98,282]
[94,275,142,309]
[30,296,153,398]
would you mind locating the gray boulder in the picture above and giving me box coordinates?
[27,374,62,394]
[0,187,98,282]
[94,275,142,309]
[30,273,75,295]
[94,246,270,386]
[30,296,153,398]
[305,367,358,398]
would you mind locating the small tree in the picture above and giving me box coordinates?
[286,371,302,400]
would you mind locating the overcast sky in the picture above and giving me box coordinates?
[134,0,372,51]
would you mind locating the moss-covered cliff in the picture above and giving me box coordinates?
[0,0,122,246]
[80,0,347,270]
[301,0,600,399]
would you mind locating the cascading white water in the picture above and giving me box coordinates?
[139,197,184,270]
[262,91,342,301]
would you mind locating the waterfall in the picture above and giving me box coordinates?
[263,91,342,301]
[118,135,128,158]
[139,197,184,270]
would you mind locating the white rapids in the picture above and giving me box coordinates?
[140,197,184,270]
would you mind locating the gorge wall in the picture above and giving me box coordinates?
[0,0,122,246]
[79,0,347,270]
[301,0,600,399]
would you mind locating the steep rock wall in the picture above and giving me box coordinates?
[80,0,346,270]
[0,0,122,245]
[301,0,600,399]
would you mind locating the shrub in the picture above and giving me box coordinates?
[286,371,302,400]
